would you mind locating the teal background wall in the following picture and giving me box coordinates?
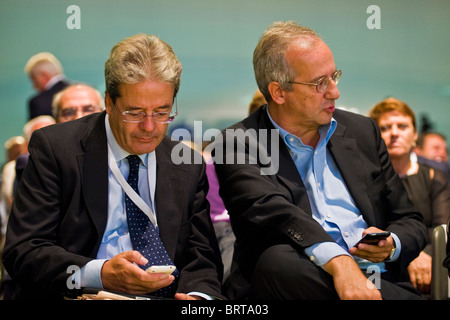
[1,0,449,164]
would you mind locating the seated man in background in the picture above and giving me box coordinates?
[214,21,427,300]
[3,33,224,300]
[13,83,105,197]
[414,131,449,179]
[52,83,105,123]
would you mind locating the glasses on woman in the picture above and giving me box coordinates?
[288,69,342,93]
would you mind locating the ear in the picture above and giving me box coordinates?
[268,81,285,105]
[413,131,419,148]
[105,91,112,115]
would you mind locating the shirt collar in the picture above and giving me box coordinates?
[45,74,65,90]
[266,105,337,150]
[105,114,148,166]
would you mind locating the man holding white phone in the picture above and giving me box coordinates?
[3,34,224,300]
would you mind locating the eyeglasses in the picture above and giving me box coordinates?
[288,69,342,93]
[60,105,101,119]
[116,99,178,124]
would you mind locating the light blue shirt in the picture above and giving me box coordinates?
[76,115,210,299]
[267,108,400,271]
[77,116,154,289]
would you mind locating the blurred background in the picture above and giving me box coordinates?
[1,0,449,164]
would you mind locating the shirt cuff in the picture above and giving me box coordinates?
[387,232,401,262]
[75,259,107,289]
[304,241,351,268]
[186,292,214,300]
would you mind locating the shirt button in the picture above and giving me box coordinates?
[289,137,294,142]
[327,213,331,218]
[317,182,321,188]
[310,256,315,262]
[344,232,349,237]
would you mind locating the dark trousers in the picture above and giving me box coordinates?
[250,244,423,300]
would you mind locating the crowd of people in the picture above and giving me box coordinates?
[0,21,449,301]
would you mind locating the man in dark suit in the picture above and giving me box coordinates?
[213,21,426,300]
[24,52,70,120]
[3,34,223,300]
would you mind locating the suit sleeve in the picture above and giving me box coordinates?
[175,160,225,299]
[2,129,91,298]
[213,128,335,279]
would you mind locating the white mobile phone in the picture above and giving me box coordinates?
[146,265,176,275]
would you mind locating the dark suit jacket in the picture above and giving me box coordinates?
[28,79,69,119]
[3,111,224,299]
[214,106,427,299]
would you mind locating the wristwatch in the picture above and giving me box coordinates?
[387,241,396,261]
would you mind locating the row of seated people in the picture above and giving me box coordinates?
[0,21,449,300]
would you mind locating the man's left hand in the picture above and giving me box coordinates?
[349,227,394,262]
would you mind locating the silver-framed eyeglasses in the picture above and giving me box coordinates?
[117,99,178,124]
[60,105,101,118]
[288,69,342,93]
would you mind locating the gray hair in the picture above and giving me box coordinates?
[105,33,182,103]
[23,115,56,142]
[253,21,321,102]
[24,52,63,76]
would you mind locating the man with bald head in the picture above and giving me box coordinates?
[52,84,105,123]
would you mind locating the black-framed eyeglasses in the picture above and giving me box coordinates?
[116,99,178,124]
[288,69,342,93]
[60,105,101,118]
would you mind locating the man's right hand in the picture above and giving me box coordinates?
[324,255,382,300]
[100,251,175,295]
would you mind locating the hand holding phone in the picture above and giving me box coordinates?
[146,265,176,275]
[353,231,390,248]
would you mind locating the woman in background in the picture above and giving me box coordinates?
[369,97,450,294]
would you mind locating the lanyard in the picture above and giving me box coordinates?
[107,143,158,228]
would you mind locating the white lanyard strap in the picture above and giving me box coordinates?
[107,144,158,228]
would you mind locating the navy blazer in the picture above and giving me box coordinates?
[28,79,70,120]
[3,111,224,299]
[214,106,427,299]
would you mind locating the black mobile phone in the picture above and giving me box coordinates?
[353,231,391,247]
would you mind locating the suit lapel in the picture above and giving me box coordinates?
[154,137,185,259]
[256,108,312,215]
[328,123,376,225]
[78,113,109,253]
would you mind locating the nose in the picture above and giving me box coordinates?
[324,79,340,100]
[139,114,157,132]
[391,125,399,135]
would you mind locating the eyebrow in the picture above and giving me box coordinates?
[312,68,338,82]
[124,104,171,111]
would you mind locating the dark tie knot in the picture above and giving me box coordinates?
[127,155,141,168]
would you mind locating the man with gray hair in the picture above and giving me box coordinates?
[4,34,224,300]
[214,21,426,300]
[24,52,70,120]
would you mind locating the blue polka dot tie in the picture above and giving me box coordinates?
[125,155,178,297]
